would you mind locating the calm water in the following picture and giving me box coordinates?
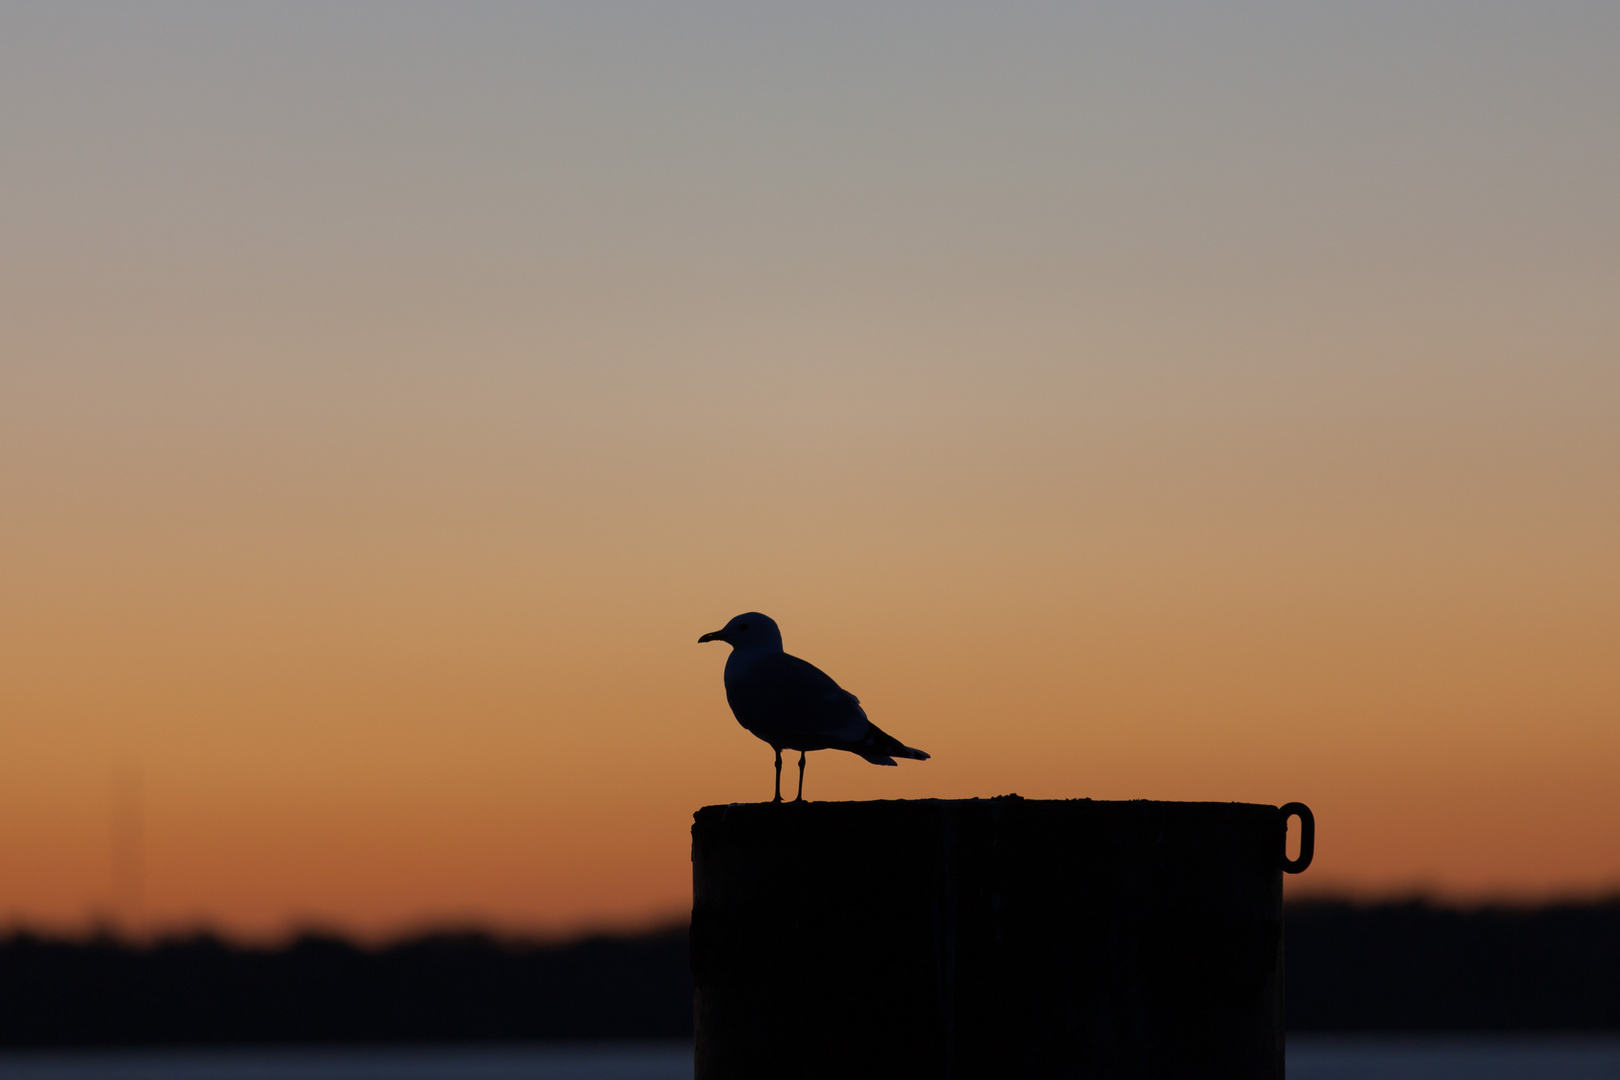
[2,1038,1619,1078]
[1289,1035,1620,1079]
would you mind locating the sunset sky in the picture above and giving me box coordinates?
[2,2,1617,939]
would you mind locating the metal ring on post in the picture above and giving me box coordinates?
[1278,802,1314,873]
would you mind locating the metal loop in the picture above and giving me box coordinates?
[1278,802,1314,873]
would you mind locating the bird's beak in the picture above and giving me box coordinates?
[698,629,725,644]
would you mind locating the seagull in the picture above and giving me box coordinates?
[698,612,930,803]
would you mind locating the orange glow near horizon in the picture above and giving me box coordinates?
[1,5,1617,939]
[3,503,1616,938]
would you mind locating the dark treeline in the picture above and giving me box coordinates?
[2,900,1618,1046]
[0,928,691,1047]
[1286,898,1620,1031]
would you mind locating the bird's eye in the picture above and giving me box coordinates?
[739,622,750,630]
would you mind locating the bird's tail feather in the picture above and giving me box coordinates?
[854,723,930,766]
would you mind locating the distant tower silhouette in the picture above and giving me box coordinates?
[110,765,144,935]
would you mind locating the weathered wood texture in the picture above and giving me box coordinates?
[692,797,1291,1080]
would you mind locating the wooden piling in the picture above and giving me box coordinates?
[691,796,1311,1079]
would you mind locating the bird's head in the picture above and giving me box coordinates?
[698,612,783,652]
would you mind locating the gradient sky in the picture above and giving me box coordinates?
[2,1,1617,938]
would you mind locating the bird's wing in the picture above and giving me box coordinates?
[725,652,869,744]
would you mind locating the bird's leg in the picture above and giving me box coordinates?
[796,751,806,802]
[773,749,783,803]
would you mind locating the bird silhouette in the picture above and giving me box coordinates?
[698,612,930,802]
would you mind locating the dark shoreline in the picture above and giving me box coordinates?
[2,900,1617,1046]
[1287,898,1620,1031]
